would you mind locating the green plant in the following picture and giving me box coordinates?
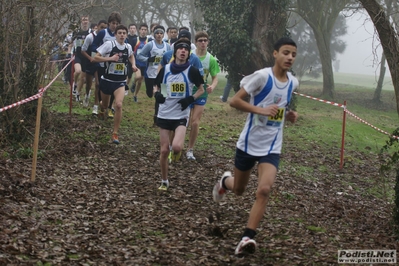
[67,254,79,259]
[15,147,44,159]
[306,225,326,233]
[379,127,399,234]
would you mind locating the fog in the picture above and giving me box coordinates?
[336,12,384,77]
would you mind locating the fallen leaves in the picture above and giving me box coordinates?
[0,114,398,265]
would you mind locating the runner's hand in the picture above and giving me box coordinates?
[286,110,298,123]
[148,56,156,63]
[154,91,166,103]
[177,96,195,110]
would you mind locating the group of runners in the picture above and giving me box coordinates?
[60,11,299,257]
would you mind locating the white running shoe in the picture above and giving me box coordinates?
[92,105,98,116]
[234,237,257,255]
[212,171,231,203]
[158,181,169,191]
[186,149,196,160]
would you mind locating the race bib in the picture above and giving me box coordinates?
[108,63,125,75]
[170,82,186,98]
[154,56,162,64]
[254,108,285,127]
[266,108,285,127]
[75,39,84,48]
[203,69,210,81]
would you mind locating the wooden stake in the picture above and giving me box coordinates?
[31,93,43,182]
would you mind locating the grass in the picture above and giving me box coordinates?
[301,72,394,91]
[44,68,398,153]
[291,83,397,154]
[41,71,399,158]
[306,225,326,233]
[38,71,399,205]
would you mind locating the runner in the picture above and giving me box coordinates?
[186,31,220,160]
[94,25,138,144]
[212,37,299,256]
[130,23,149,103]
[92,11,122,118]
[81,19,108,113]
[72,15,91,102]
[136,25,171,126]
[153,39,204,190]
[158,30,204,163]
[126,23,138,96]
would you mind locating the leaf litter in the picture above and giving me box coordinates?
[0,113,398,265]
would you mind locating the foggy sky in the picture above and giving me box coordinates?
[337,12,384,77]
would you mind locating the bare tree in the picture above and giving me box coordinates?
[358,0,399,116]
[121,0,196,28]
[372,0,399,104]
[293,0,351,99]
[0,0,96,143]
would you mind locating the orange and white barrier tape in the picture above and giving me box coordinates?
[293,92,345,108]
[345,109,399,140]
[294,91,399,140]
[0,56,74,113]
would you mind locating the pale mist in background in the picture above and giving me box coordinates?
[336,11,384,77]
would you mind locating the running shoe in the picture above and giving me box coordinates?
[83,94,89,107]
[234,237,257,255]
[92,105,98,116]
[186,149,196,160]
[108,109,114,118]
[112,133,119,144]
[130,83,136,93]
[158,182,169,191]
[98,110,106,120]
[124,90,128,96]
[168,151,173,164]
[133,96,138,102]
[72,83,77,95]
[172,151,181,162]
[75,93,80,102]
[112,107,115,114]
[212,171,231,203]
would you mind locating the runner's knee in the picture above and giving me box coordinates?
[256,184,272,199]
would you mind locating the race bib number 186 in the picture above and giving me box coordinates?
[170,82,186,98]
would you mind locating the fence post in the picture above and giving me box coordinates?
[69,57,75,116]
[31,92,44,182]
[340,100,347,170]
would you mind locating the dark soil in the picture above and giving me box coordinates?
[1,110,398,265]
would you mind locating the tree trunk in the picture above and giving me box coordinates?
[295,0,350,99]
[250,0,286,72]
[250,2,272,72]
[313,30,335,99]
[372,52,386,103]
[359,0,399,116]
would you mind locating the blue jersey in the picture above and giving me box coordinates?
[160,50,204,76]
